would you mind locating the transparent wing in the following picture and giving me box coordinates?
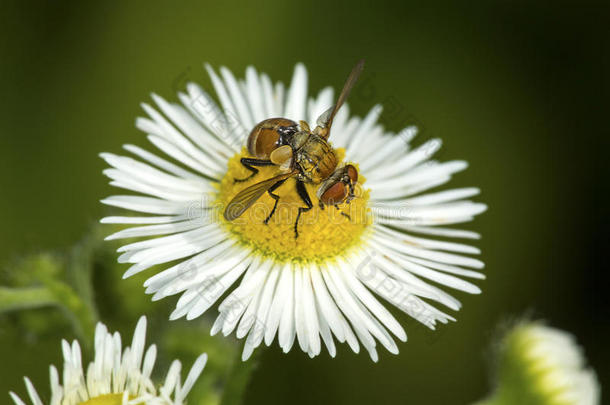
[223,171,297,221]
[318,59,365,138]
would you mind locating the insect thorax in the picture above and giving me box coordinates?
[294,134,337,183]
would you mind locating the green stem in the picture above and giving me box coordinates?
[42,278,98,345]
[0,282,97,347]
[66,229,101,328]
[219,345,263,405]
[0,286,58,311]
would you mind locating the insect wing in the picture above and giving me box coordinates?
[319,59,365,137]
[223,171,296,221]
[333,59,365,120]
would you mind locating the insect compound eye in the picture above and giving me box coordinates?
[345,164,358,183]
[319,181,348,206]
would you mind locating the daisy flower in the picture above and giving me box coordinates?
[100,62,487,361]
[478,321,600,405]
[9,316,207,405]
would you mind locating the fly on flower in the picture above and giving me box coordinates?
[100,59,487,361]
[224,60,364,238]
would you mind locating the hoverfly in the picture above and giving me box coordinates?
[223,60,364,238]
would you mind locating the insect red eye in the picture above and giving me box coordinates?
[345,164,358,183]
[320,182,347,205]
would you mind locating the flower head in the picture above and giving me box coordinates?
[491,321,600,405]
[100,62,487,360]
[9,316,207,405]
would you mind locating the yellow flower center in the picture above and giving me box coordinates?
[80,394,140,405]
[215,148,371,263]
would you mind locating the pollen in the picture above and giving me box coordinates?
[81,394,131,405]
[215,148,371,264]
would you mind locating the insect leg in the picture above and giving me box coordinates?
[263,178,288,225]
[234,158,275,182]
[294,180,313,239]
[341,211,351,220]
[335,204,351,220]
[345,179,356,203]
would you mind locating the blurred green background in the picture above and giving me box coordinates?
[0,1,607,404]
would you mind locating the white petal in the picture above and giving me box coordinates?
[245,67,267,123]
[101,195,185,215]
[321,265,379,361]
[181,83,240,152]
[309,265,347,343]
[178,353,207,401]
[346,105,382,157]
[24,377,44,405]
[219,66,255,130]
[284,63,308,121]
[101,215,183,225]
[293,264,309,353]
[367,138,442,180]
[398,225,481,240]
[9,392,26,405]
[264,263,293,346]
[278,266,296,352]
[339,261,407,342]
[307,86,334,124]
[371,231,484,269]
[359,127,417,172]
[301,267,321,356]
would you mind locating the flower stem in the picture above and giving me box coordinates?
[0,281,97,346]
[0,286,57,311]
[43,277,98,344]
